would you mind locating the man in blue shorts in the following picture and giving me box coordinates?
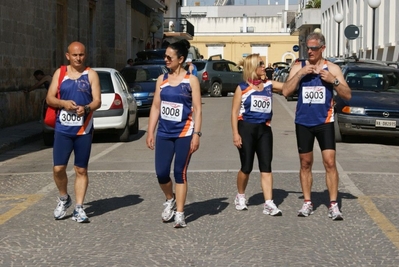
[282,32,351,220]
[46,41,101,223]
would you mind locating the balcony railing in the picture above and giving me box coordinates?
[163,17,194,37]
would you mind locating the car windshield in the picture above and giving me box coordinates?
[345,70,399,92]
[121,67,160,83]
[97,72,114,93]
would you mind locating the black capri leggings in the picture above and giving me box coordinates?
[237,120,273,174]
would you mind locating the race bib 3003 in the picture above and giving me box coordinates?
[59,109,84,126]
[160,101,183,122]
[302,86,326,104]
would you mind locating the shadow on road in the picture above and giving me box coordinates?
[184,197,229,223]
[84,194,144,218]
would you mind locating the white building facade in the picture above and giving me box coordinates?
[321,0,399,61]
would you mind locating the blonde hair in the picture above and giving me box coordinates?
[240,54,262,82]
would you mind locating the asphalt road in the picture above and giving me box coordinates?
[1,94,399,266]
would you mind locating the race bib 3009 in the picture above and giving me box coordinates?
[250,95,271,113]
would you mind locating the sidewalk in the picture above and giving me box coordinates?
[0,121,43,154]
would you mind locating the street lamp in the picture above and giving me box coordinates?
[334,13,344,58]
[368,0,381,60]
[149,24,158,49]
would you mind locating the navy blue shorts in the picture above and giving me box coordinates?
[295,123,335,154]
[53,131,93,168]
[155,135,192,184]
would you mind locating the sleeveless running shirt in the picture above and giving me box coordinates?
[157,72,194,138]
[55,68,94,136]
[295,60,334,127]
[237,81,273,125]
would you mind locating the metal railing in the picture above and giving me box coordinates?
[163,17,194,37]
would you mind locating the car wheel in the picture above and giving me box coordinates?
[130,114,139,134]
[210,82,222,97]
[118,116,130,142]
[43,131,54,146]
[334,115,344,142]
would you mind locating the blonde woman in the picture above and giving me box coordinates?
[231,54,283,215]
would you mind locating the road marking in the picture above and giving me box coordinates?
[275,94,399,250]
[0,194,44,225]
[358,196,399,249]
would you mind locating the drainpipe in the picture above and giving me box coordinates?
[243,14,247,33]
[283,0,288,32]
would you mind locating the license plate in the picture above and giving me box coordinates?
[375,120,396,128]
[136,100,142,106]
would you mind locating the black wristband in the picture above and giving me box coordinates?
[84,105,91,115]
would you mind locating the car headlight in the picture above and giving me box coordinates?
[342,106,365,115]
[148,92,155,97]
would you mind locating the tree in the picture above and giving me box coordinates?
[305,0,321,8]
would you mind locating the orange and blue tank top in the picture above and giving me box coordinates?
[295,60,334,127]
[237,81,273,126]
[157,72,194,138]
[55,67,94,136]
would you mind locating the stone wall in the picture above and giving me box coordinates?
[0,0,130,129]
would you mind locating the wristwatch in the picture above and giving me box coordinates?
[193,131,202,137]
[333,78,340,87]
[84,105,91,115]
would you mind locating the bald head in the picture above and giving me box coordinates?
[68,41,86,53]
[66,41,87,70]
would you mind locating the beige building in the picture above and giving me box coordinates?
[181,4,300,65]
[192,34,299,66]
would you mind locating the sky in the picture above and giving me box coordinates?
[185,0,299,5]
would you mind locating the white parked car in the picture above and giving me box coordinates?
[42,67,139,145]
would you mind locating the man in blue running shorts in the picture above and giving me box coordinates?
[46,41,101,223]
[282,32,351,220]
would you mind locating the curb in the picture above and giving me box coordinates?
[0,132,42,154]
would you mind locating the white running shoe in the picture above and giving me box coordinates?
[173,211,187,228]
[162,197,176,222]
[234,194,248,210]
[54,195,72,220]
[71,206,90,223]
[298,202,314,217]
[328,203,343,221]
[263,200,282,216]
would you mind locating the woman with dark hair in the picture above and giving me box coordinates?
[146,40,202,228]
[231,54,283,216]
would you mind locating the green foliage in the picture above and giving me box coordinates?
[305,0,321,8]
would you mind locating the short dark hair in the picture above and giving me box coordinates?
[33,70,44,76]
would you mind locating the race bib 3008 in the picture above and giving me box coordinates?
[160,101,183,122]
[59,109,84,126]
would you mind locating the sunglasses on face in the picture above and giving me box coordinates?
[258,61,265,67]
[164,54,175,61]
[307,46,322,51]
